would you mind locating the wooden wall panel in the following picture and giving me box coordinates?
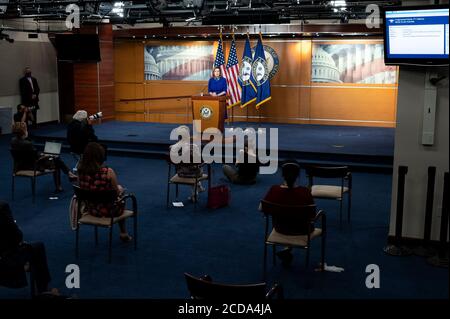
[74,86,98,115]
[266,41,302,85]
[114,42,136,83]
[74,63,98,86]
[310,86,397,127]
[100,86,115,120]
[299,87,311,121]
[99,41,114,86]
[116,113,145,122]
[114,38,398,127]
[60,24,116,122]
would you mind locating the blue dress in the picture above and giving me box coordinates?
[208,77,228,119]
[208,77,227,95]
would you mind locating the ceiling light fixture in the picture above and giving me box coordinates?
[112,2,124,18]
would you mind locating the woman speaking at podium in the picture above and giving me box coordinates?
[208,67,228,119]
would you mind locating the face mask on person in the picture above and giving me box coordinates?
[25,72,32,78]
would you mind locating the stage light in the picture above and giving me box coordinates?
[331,0,347,10]
[112,2,124,18]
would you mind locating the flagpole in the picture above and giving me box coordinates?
[220,28,230,127]
[246,103,249,125]
[258,30,262,130]
[231,30,235,126]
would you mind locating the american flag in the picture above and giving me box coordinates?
[214,36,229,85]
[226,37,241,108]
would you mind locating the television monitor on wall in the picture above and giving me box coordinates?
[55,34,101,62]
[383,5,449,66]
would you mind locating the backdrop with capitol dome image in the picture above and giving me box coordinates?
[114,38,398,127]
[144,44,215,81]
[312,43,397,84]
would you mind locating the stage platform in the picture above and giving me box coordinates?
[30,121,395,171]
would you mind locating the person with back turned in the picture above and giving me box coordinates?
[67,110,99,155]
[261,160,315,264]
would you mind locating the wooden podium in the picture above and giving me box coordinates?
[191,95,226,134]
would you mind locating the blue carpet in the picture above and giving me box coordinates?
[0,134,447,299]
[32,121,395,157]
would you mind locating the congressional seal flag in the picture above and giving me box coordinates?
[252,33,271,109]
[239,34,257,108]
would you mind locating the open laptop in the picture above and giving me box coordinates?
[43,141,62,156]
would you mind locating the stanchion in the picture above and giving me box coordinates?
[427,172,449,268]
[414,167,437,257]
[384,165,413,256]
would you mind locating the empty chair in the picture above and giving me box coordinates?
[72,185,138,263]
[260,200,326,276]
[304,165,352,225]
[184,273,283,300]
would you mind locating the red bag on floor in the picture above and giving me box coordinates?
[207,185,230,209]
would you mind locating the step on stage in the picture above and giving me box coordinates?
[30,121,395,172]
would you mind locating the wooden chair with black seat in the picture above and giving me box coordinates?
[304,165,352,226]
[10,149,56,203]
[184,273,283,300]
[260,200,326,277]
[165,153,211,208]
[71,185,138,263]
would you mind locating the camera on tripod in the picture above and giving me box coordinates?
[88,112,103,120]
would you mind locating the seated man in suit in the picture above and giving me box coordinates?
[10,123,76,192]
[0,201,51,295]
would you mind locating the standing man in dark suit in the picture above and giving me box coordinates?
[19,67,40,128]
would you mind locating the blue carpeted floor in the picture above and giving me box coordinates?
[32,121,395,156]
[0,133,447,299]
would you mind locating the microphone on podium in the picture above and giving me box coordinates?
[199,83,209,96]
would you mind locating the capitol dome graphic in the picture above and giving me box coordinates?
[144,51,162,80]
[311,47,342,83]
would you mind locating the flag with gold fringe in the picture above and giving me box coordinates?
[251,33,271,109]
[239,34,257,108]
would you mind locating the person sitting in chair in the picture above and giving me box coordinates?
[223,140,259,185]
[10,123,77,193]
[261,160,315,264]
[170,138,205,203]
[77,142,132,242]
[0,201,52,296]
